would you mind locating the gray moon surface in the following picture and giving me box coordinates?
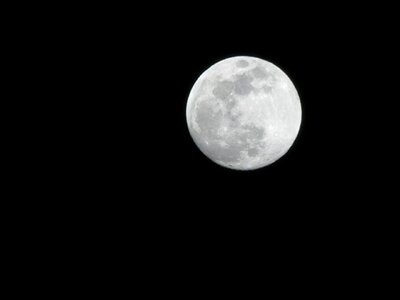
[186,56,302,170]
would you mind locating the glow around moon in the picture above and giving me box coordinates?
[186,56,302,170]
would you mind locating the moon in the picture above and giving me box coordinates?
[186,56,302,170]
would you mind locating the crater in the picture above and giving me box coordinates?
[236,60,249,68]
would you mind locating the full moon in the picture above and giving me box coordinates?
[186,56,302,170]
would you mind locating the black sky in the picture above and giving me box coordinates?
[11,1,396,291]
[65,3,397,218]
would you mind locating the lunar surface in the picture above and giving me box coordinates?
[186,56,302,170]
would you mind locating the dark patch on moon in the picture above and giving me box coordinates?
[233,74,254,95]
[242,124,265,140]
[227,111,241,127]
[222,96,241,127]
[249,66,276,94]
[252,66,268,79]
[193,72,269,166]
[236,60,249,68]
[247,148,259,157]
[195,101,223,139]
[207,140,244,164]
[199,123,266,165]
[212,80,234,100]
[263,85,273,94]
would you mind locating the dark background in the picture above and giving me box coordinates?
[59,3,396,242]
[73,5,393,204]
[10,2,396,291]
[58,3,395,266]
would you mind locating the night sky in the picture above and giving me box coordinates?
[44,3,395,289]
[69,2,394,231]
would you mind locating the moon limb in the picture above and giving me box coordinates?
[186,56,302,170]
